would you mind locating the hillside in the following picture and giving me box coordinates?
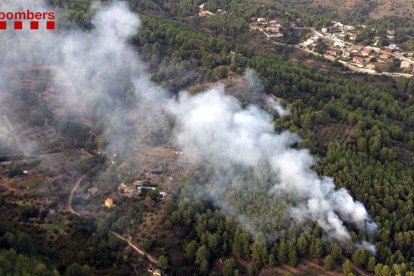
[298,0,413,18]
[1,0,414,275]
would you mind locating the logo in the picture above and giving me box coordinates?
[0,10,55,30]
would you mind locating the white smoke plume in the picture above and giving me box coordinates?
[168,86,377,241]
[59,2,169,156]
[356,241,377,255]
[267,97,290,118]
[244,68,264,93]
[0,0,377,244]
[244,68,290,117]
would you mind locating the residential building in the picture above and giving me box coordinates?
[353,56,366,67]
[401,60,414,70]
[365,63,376,70]
[104,198,114,208]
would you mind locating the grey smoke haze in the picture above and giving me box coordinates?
[0,0,169,157]
[267,97,290,118]
[59,2,169,156]
[244,68,290,117]
[169,87,376,241]
[356,241,377,255]
[244,68,264,93]
[0,0,377,244]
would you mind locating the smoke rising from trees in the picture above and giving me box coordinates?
[0,0,377,244]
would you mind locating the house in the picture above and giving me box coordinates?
[265,26,279,33]
[351,45,362,54]
[199,10,214,17]
[401,60,414,70]
[104,198,114,208]
[257,18,266,23]
[378,52,393,62]
[334,41,345,48]
[321,27,328,33]
[325,48,342,57]
[269,19,279,26]
[370,47,381,53]
[388,44,399,50]
[133,179,147,186]
[153,269,162,276]
[361,48,373,57]
[344,25,355,31]
[118,183,143,198]
[365,63,376,70]
[353,56,366,67]
[302,39,315,47]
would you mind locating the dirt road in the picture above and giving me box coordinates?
[67,173,89,215]
[111,231,159,264]
[65,155,159,265]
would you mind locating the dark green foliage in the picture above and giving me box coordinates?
[135,11,414,272]
[323,255,334,271]
[352,248,368,268]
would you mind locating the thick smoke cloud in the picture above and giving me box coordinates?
[0,0,168,157]
[0,0,376,244]
[169,87,377,241]
[59,3,169,156]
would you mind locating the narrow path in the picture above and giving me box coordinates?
[67,173,89,215]
[111,231,159,264]
[65,155,160,265]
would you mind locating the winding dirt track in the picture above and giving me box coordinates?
[67,173,89,215]
[66,162,158,265]
[111,231,159,264]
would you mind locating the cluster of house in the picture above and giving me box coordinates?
[300,21,414,74]
[198,3,225,17]
[249,17,284,38]
[103,167,168,209]
[118,179,148,198]
[117,168,167,199]
[118,181,167,199]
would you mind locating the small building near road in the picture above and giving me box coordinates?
[378,52,393,62]
[353,56,366,67]
[153,269,162,276]
[361,47,373,57]
[104,198,114,208]
[401,60,414,71]
[325,48,342,57]
[365,63,376,70]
